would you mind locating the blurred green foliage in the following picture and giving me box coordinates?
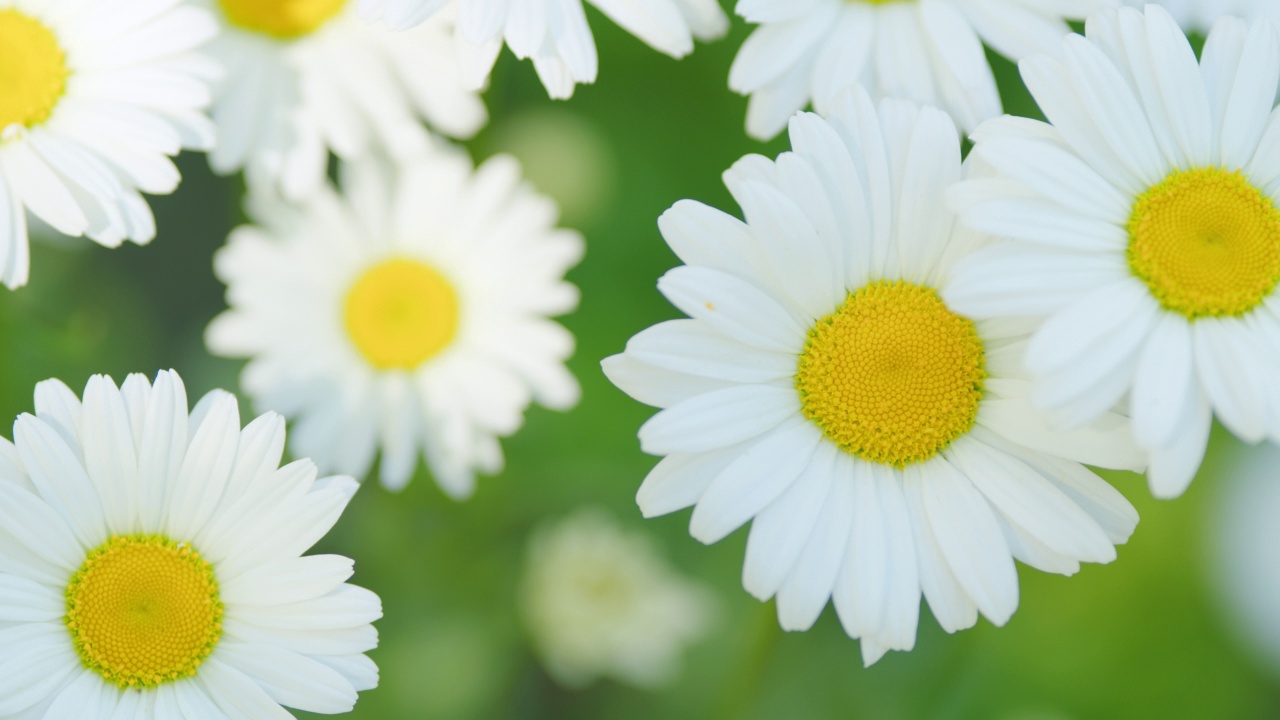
[4,5,1277,719]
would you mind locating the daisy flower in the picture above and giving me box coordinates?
[603,88,1143,665]
[358,0,729,100]
[945,6,1280,499]
[1141,0,1279,33]
[202,0,486,200]
[728,0,1113,141]
[520,508,714,688]
[1211,441,1280,678]
[0,370,380,716]
[207,152,583,498]
[0,0,216,289]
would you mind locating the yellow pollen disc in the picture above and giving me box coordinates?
[344,257,460,370]
[0,10,69,130]
[65,535,223,689]
[1127,167,1280,319]
[795,280,986,468]
[218,0,346,39]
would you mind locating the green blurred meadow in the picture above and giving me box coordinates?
[6,6,1280,719]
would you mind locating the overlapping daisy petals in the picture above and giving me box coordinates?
[607,87,1141,665]
[946,5,1280,498]
[0,370,380,717]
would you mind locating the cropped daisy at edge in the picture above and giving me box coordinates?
[359,0,729,99]
[945,5,1280,499]
[604,87,1143,665]
[207,151,583,498]
[0,370,380,718]
[728,0,1113,141]
[0,0,217,288]
[201,0,487,200]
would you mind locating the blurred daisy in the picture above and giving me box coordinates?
[520,508,713,688]
[0,370,380,716]
[207,152,582,498]
[359,0,729,99]
[0,0,216,288]
[202,0,486,200]
[1142,0,1279,32]
[604,88,1143,665]
[728,0,1111,141]
[946,6,1280,499]
[1210,440,1280,679]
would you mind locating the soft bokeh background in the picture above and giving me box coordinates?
[6,7,1280,719]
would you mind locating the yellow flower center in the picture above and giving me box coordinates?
[344,257,460,370]
[218,0,346,39]
[65,535,223,689]
[1127,167,1280,319]
[0,10,69,131]
[795,281,986,468]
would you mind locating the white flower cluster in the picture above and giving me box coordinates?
[0,0,1278,713]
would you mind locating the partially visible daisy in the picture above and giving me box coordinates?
[728,0,1113,141]
[604,87,1143,665]
[945,6,1280,499]
[520,508,714,688]
[0,370,380,716]
[0,0,216,288]
[1141,0,1279,33]
[1210,441,1280,678]
[359,0,729,99]
[207,152,582,498]
[202,0,486,200]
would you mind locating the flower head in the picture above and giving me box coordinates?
[946,5,1280,498]
[728,0,1110,140]
[606,88,1143,665]
[202,0,487,200]
[208,152,583,497]
[0,0,217,288]
[0,370,379,716]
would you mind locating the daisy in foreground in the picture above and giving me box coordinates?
[202,0,486,200]
[207,152,582,498]
[520,508,713,688]
[604,88,1144,665]
[0,0,216,288]
[945,6,1280,499]
[358,0,728,99]
[0,370,379,717]
[728,0,1111,141]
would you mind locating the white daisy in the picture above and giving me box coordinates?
[202,0,487,201]
[1139,0,1279,33]
[206,152,583,498]
[1210,441,1280,678]
[728,0,1113,141]
[0,370,380,717]
[0,0,216,289]
[945,6,1280,499]
[520,508,713,688]
[603,87,1144,666]
[358,0,729,100]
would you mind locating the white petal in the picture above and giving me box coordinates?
[689,418,822,544]
[638,384,799,455]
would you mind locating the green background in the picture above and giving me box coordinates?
[7,5,1279,719]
